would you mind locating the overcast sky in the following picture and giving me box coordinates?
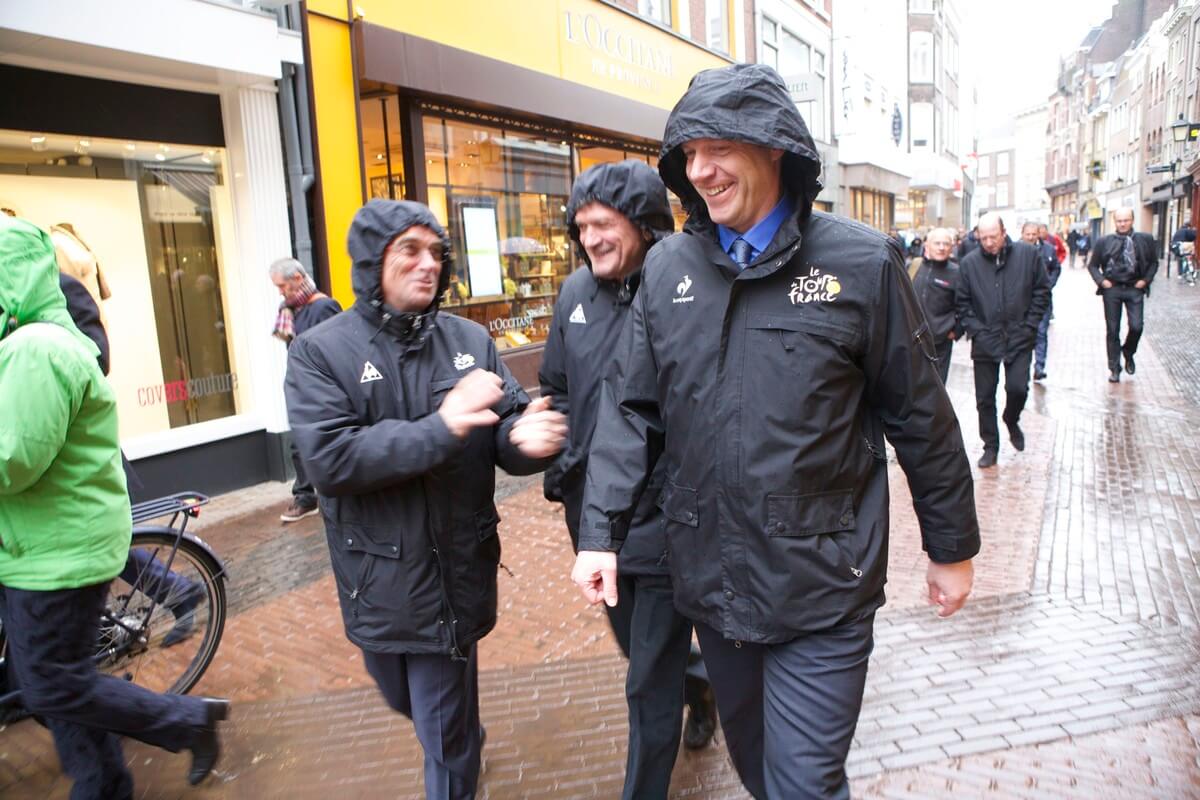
[962,0,1123,133]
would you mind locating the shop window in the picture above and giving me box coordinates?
[850,187,894,232]
[0,129,243,440]
[360,95,405,199]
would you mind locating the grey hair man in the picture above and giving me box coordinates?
[910,227,962,383]
[269,257,342,522]
[1087,208,1158,382]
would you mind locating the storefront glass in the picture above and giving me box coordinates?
[0,129,245,440]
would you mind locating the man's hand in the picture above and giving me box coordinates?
[1135,279,1147,289]
[927,559,973,618]
[509,396,567,458]
[437,370,503,438]
[947,331,957,341]
[572,550,618,607]
[1101,279,1113,289]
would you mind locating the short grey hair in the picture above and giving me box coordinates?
[269,257,308,280]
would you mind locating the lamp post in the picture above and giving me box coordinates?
[1168,116,1193,278]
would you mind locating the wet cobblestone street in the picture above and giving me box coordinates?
[2,268,1199,798]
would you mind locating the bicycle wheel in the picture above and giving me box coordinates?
[99,530,226,695]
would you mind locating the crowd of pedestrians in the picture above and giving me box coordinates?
[0,60,1172,800]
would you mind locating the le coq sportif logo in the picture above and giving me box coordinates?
[673,274,695,304]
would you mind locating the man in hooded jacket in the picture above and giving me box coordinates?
[0,216,228,799]
[570,64,980,800]
[539,161,715,799]
[284,200,565,800]
[957,214,1050,468]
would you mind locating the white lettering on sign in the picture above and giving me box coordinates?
[564,9,674,93]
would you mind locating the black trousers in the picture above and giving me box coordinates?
[934,339,953,385]
[694,614,875,800]
[973,348,1033,453]
[0,582,208,800]
[290,438,316,503]
[604,573,706,800]
[361,645,482,800]
[1101,285,1145,374]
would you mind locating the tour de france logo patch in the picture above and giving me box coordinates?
[789,266,842,305]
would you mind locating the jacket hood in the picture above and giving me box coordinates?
[0,217,96,357]
[567,160,675,269]
[347,199,454,310]
[658,63,823,227]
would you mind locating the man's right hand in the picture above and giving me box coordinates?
[571,550,619,607]
[438,370,503,438]
[1101,279,1113,289]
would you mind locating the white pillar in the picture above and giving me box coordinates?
[220,83,292,435]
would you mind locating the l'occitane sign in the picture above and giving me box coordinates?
[353,0,727,110]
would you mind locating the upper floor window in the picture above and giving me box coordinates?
[706,0,728,53]
[637,0,671,26]
[910,32,933,83]
[996,152,1010,176]
[910,0,936,12]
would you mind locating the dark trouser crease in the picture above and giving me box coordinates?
[1101,285,1145,374]
[290,439,316,505]
[973,349,1033,452]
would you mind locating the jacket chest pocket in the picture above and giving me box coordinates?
[766,489,863,580]
[745,312,859,376]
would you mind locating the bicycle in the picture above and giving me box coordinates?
[1179,242,1197,286]
[0,492,228,718]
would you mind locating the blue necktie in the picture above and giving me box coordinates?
[731,238,753,270]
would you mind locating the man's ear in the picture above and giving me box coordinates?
[770,148,785,164]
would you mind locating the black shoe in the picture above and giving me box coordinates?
[1006,421,1025,452]
[683,688,717,750]
[1109,370,1121,383]
[188,698,230,786]
[1033,370,1047,381]
[977,450,998,469]
[1124,353,1136,375]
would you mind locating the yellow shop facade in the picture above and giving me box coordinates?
[304,0,739,384]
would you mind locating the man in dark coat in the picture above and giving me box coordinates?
[956,224,980,261]
[1088,208,1158,382]
[1030,223,1062,381]
[956,213,1050,468]
[910,227,962,384]
[540,161,716,799]
[1076,230,1091,269]
[570,64,980,800]
[1169,220,1194,277]
[284,200,565,800]
[270,257,343,522]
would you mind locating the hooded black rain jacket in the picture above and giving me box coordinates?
[956,238,1050,362]
[539,161,674,575]
[285,200,550,657]
[578,65,980,644]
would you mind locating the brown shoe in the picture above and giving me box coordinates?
[280,499,318,523]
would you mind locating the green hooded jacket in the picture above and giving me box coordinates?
[0,216,130,590]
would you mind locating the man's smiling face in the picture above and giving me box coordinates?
[682,138,784,234]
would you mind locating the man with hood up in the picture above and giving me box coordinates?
[570,64,980,799]
[284,200,565,800]
[539,161,716,799]
[0,216,228,798]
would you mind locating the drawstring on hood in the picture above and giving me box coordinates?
[566,160,674,305]
[657,63,824,233]
[347,199,454,348]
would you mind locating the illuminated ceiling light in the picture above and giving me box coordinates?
[125,142,137,152]
[78,139,90,149]
[155,153,166,161]
[78,155,93,166]
[30,135,47,152]
[200,155,213,164]
[375,153,385,160]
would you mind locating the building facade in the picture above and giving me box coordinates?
[305,0,746,387]
[0,0,304,500]
[974,136,1017,233]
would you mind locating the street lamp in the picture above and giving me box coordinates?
[1171,115,1191,143]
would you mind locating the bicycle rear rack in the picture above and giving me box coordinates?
[131,492,210,525]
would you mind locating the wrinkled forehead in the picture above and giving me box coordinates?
[927,232,953,245]
[1114,210,1134,222]
[385,224,443,253]
[574,201,627,226]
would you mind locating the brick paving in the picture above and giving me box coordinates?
[3,268,1200,798]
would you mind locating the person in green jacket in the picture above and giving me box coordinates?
[0,216,230,799]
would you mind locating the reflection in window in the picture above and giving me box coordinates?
[637,0,671,26]
[706,0,728,53]
[361,95,405,199]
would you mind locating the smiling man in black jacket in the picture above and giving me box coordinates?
[957,213,1050,468]
[284,200,565,800]
[540,161,715,799]
[570,64,980,800]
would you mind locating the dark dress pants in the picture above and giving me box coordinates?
[694,614,875,800]
[290,438,316,505]
[973,348,1033,453]
[1102,285,1145,374]
[361,645,482,800]
[934,339,953,385]
[0,582,208,800]
[604,573,698,800]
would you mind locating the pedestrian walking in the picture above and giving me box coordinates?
[1032,223,1063,381]
[1075,230,1091,269]
[1170,221,1194,278]
[956,223,980,261]
[284,200,565,800]
[539,160,717,800]
[1087,208,1157,383]
[956,213,1050,468]
[570,64,980,800]
[269,257,342,523]
[0,216,229,799]
[1067,228,1080,265]
[910,227,962,384]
